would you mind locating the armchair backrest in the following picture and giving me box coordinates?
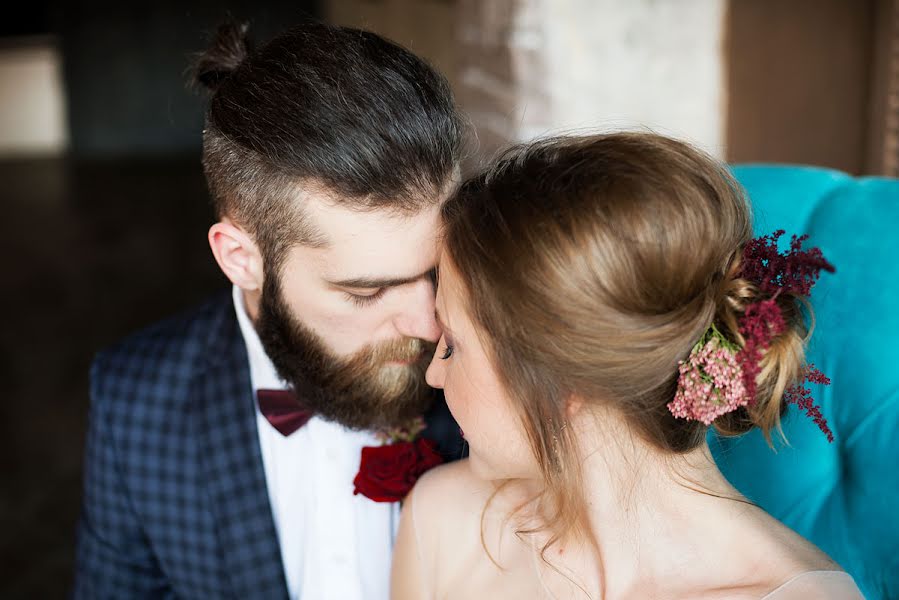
[710,164,899,600]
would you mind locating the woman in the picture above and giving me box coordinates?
[391,133,864,599]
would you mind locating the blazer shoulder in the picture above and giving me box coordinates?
[90,291,238,412]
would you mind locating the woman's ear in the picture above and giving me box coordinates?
[208,218,264,292]
[566,394,586,419]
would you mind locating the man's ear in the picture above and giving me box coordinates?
[208,218,264,292]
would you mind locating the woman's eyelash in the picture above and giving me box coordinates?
[440,344,454,360]
[345,288,386,307]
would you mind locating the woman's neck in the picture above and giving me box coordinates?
[546,409,765,597]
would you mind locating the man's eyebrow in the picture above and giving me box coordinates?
[328,269,434,289]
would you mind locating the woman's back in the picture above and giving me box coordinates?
[402,460,864,600]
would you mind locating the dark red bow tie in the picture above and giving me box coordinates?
[256,389,314,436]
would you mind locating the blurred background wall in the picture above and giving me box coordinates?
[3,0,896,167]
[1,1,321,158]
[331,0,728,159]
[328,0,899,174]
[1,0,896,597]
[0,41,67,156]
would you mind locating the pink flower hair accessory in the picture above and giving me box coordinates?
[668,325,747,425]
[668,231,836,441]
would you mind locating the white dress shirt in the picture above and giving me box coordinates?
[233,286,401,600]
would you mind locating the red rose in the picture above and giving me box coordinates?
[352,437,444,503]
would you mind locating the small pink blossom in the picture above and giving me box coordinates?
[668,330,747,425]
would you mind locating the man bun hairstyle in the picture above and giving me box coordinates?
[191,20,252,92]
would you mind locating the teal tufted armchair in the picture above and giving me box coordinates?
[710,165,899,600]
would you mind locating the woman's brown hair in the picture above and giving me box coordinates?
[441,132,810,569]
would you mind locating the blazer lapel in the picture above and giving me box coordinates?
[193,300,289,599]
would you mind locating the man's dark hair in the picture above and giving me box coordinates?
[192,20,465,271]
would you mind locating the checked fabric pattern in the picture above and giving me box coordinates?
[74,292,289,599]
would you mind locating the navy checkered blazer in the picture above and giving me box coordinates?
[73,291,463,599]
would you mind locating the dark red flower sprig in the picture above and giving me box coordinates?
[784,365,834,443]
[739,230,835,296]
[736,299,786,405]
[735,231,836,441]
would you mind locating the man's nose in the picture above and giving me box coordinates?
[394,278,441,343]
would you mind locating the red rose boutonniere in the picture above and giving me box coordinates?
[352,417,444,503]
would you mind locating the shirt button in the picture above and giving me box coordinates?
[326,447,339,461]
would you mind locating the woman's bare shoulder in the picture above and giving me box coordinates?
[750,508,842,573]
[404,458,495,573]
[413,458,494,513]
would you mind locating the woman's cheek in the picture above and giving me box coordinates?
[444,376,473,434]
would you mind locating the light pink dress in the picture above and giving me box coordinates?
[760,571,865,599]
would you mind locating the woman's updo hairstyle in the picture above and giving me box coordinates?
[441,132,811,468]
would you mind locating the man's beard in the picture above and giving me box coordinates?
[254,276,436,431]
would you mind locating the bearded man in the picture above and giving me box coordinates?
[74,20,465,600]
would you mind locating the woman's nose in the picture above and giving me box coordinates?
[425,345,445,389]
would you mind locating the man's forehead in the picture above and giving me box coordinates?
[298,195,442,282]
[305,193,441,241]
